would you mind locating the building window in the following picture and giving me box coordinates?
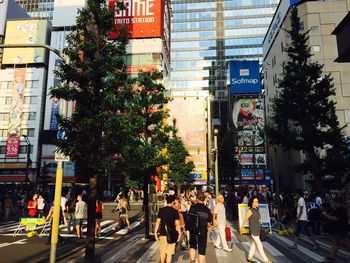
[0,129,8,138]
[25,80,40,89]
[281,42,284,53]
[310,26,319,33]
[7,81,13,89]
[24,96,38,104]
[20,128,35,137]
[22,112,36,121]
[0,146,6,154]
[312,45,321,53]
[299,21,304,31]
[19,145,33,154]
[0,113,10,121]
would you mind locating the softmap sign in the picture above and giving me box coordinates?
[230,60,261,94]
[238,203,271,234]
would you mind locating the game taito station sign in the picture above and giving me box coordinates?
[109,0,164,39]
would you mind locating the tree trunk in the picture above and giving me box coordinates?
[85,175,98,262]
[308,151,323,193]
[143,174,150,239]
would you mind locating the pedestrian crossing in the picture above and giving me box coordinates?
[0,219,140,239]
[138,225,349,263]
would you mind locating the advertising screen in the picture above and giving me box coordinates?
[230,60,261,94]
[108,0,164,39]
[2,20,49,64]
[167,97,207,182]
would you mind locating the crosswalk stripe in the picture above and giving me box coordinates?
[262,241,283,257]
[273,234,326,262]
[82,220,113,233]
[136,240,159,263]
[116,221,140,235]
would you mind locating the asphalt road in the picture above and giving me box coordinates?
[0,202,144,263]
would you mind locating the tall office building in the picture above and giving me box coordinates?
[15,0,55,21]
[171,0,279,98]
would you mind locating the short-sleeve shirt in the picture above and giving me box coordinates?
[157,206,179,236]
[297,197,308,221]
[214,203,226,225]
[189,203,213,235]
[75,200,87,219]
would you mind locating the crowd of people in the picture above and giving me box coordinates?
[154,188,349,263]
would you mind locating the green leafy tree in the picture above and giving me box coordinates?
[163,120,195,195]
[269,6,350,191]
[50,1,128,260]
[120,71,171,237]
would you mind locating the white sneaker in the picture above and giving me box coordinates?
[214,246,223,250]
[223,248,233,252]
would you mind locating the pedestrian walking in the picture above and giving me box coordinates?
[240,196,272,263]
[186,192,213,263]
[154,195,181,263]
[213,194,232,252]
[37,194,45,218]
[75,194,87,238]
[4,194,13,220]
[65,196,76,234]
[61,194,68,225]
[288,189,319,250]
[95,199,104,237]
[322,197,350,261]
[27,193,38,218]
[45,202,64,244]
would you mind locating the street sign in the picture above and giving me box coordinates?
[56,129,66,140]
[55,151,70,162]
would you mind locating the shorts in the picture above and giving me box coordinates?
[75,218,84,226]
[295,220,310,237]
[159,236,176,255]
[96,212,102,220]
[189,233,207,255]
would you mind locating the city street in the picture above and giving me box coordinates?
[0,203,349,263]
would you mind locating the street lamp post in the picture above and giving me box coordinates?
[22,135,33,190]
[214,129,219,197]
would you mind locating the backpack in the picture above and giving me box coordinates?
[185,211,201,235]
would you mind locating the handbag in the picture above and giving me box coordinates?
[225,226,231,242]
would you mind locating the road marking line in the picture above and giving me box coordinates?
[82,220,113,233]
[0,238,27,248]
[263,241,283,257]
[116,221,140,235]
[136,241,159,263]
[274,234,326,262]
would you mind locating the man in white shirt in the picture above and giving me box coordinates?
[289,189,319,250]
[213,194,232,252]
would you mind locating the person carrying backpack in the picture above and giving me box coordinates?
[154,195,181,263]
[186,192,212,263]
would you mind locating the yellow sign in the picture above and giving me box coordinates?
[20,217,45,231]
[3,20,50,64]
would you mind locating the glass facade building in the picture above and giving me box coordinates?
[15,0,55,21]
[171,0,279,97]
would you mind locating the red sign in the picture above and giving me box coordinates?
[109,0,164,39]
[5,136,20,157]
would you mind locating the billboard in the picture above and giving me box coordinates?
[166,97,208,182]
[5,136,20,157]
[0,0,9,36]
[2,20,49,64]
[233,97,269,183]
[230,60,261,94]
[108,0,164,39]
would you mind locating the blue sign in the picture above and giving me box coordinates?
[56,129,66,140]
[230,60,261,94]
[290,0,301,6]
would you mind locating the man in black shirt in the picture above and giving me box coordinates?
[154,195,181,263]
[188,192,213,263]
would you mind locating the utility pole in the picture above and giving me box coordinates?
[214,129,219,197]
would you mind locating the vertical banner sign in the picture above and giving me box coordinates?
[8,68,26,136]
[5,136,20,157]
[230,60,261,95]
[108,0,163,39]
[50,59,61,130]
[233,98,269,184]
